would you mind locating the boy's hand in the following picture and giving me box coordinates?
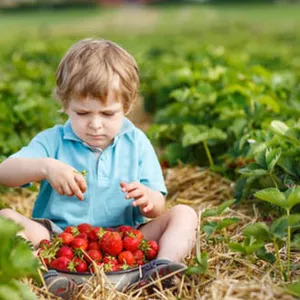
[44,158,87,201]
[120,181,154,213]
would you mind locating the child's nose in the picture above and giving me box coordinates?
[89,117,103,129]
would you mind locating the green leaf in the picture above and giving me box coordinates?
[270,216,289,239]
[238,168,268,177]
[286,281,300,297]
[229,243,247,255]
[255,150,268,169]
[216,217,239,231]
[277,157,298,178]
[186,252,208,275]
[0,280,36,300]
[286,187,300,210]
[245,241,265,255]
[202,199,235,218]
[164,143,186,166]
[270,120,289,136]
[243,222,271,242]
[265,148,281,172]
[201,222,218,236]
[255,247,276,263]
[182,125,227,147]
[0,217,22,241]
[254,188,287,209]
[223,84,250,97]
[10,241,39,279]
[257,95,280,113]
[170,88,190,102]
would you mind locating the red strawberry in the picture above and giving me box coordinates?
[88,241,100,251]
[123,232,140,252]
[88,227,106,241]
[71,238,88,251]
[77,223,93,234]
[145,240,159,260]
[73,257,88,272]
[39,239,51,248]
[160,160,170,169]
[64,226,79,235]
[132,249,145,262]
[76,233,88,240]
[118,251,135,266]
[85,250,102,264]
[56,246,74,260]
[38,250,52,267]
[104,262,120,272]
[42,257,52,267]
[103,256,118,265]
[117,225,133,237]
[50,256,71,272]
[100,232,123,256]
[105,227,114,232]
[57,232,74,245]
[131,229,143,243]
[136,260,145,266]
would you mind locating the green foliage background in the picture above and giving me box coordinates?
[0,4,300,193]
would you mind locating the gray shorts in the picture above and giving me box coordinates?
[33,218,63,240]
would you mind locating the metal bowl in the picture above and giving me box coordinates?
[49,267,141,291]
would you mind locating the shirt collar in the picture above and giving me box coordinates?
[63,117,134,149]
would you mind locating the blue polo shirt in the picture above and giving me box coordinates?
[11,118,167,229]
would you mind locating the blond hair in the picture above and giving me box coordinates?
[55,38,139,113]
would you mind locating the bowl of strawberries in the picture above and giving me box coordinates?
[38,223,159,290]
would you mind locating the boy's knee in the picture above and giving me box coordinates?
[0,208,20,221]
[171,205,198,224]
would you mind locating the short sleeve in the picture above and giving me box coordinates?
[10,130,54,159]
[138,132,167,195]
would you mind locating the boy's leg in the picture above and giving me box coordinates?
[133,205,197,291]
[139,204,198,262]
[0,208,50,247]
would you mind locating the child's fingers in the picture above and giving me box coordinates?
[132,196,147,207]
[69,180,84,201]
[126,188,143,200]
[120,181,127,189]
[55,185,64,196]
[121,181,140,192]
[75,174,87,193]
[142,202,154,213]
[63,183,73,196]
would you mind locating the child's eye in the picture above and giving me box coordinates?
[76,112,88,116]
[103,112,114,117]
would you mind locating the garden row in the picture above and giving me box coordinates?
[1,22,300,297]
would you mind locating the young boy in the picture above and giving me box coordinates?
[0,39,197,298]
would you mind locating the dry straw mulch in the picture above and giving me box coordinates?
[1,165,298,299]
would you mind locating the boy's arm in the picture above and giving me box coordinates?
[0,157,49,187]
[0,157,86,200]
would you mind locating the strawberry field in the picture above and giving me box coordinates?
[1,3,300,299]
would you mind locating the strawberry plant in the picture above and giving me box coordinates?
[0,217,39,300]
[254,187,300,280]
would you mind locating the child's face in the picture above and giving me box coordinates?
[66,93,124,149]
